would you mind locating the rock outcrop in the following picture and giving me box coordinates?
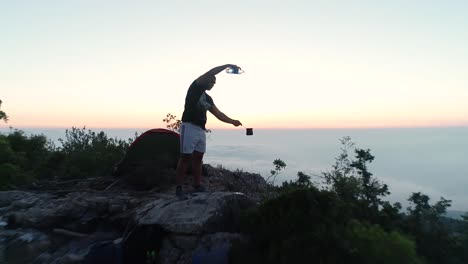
[0,164,268,264]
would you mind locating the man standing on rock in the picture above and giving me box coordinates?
[176,64,243,198]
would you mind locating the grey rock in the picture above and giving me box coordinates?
[136,192,254,234]
[0,229,51,264]
[0,165,268,264]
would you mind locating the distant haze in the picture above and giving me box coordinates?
[204,127,468,211]
[3,126,467,211]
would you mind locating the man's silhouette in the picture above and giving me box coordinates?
[175,64,243,198]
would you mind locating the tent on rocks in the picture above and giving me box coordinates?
[113,128,180,190]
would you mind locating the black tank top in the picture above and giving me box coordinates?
[181,81,215,129]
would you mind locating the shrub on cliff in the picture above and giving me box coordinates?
[0,127,133,188]
[232,187,422,264]
[345,220,423,264]
[0,99,8,122]
[0,130,52,189]
[55,127,133,179]
[231,138,424,263]
[232,187,349,263]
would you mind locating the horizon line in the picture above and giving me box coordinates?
[2,124,468,131]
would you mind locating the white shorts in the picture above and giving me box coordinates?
[180,122,206,154]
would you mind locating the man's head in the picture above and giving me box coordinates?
[197,74,216,90]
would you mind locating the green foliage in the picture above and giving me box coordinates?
[0,127,133,189]
[163,112,212,133]
[56,127,132,179]
[232,137,440,263]
[266,158,286,185]
[232,188,422,264]
[0,99,8,122]
[459,213,468,261]
[0,135,14,163]
[0,163,21,189]
[2,124,468,264]
[233,188,350,264]
[404,192,465,264]
[162,113,181,132]
[351,148,389,209]
[345,221,424,264]
[280,171,314,190]
[322,136,391,224]
[0,130,53,189]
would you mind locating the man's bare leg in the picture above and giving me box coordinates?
[176,154,191,197]
[192,151,204,189]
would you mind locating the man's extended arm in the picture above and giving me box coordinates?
[204,64,238,76]
[195,64,240,87]
[209,105,242,127]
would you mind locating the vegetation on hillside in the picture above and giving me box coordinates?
[0,127,133,189]
[1,112,468,263]
[0,99,8,123]
[232,137,468,264]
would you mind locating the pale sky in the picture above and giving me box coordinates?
[1,0,468,129]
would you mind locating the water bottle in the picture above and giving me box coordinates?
[226,66,244,74]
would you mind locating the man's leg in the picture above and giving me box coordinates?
[176,122,196,197]
[192,125,206,191]
[192,151,204,187]
[176,154,191,186]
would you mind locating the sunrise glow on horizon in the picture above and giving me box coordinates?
[2,1,468,130]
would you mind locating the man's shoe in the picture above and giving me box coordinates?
[193,185,206,193]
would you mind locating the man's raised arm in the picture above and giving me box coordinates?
[204,64,238,76]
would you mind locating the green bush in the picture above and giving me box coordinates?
[0,135,14,163]
[56,127,132,179]
[403,193,466,264]
[0,127,133,188]
[231,187,424,264]
[0,163,20,189]
[345,221,424,264]
[0,99,8,122]
[6,130,52,172]
[0,130,52,188]
[232,188,351,264]
[231,144,424,264]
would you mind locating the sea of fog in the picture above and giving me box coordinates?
[1,126,467,211]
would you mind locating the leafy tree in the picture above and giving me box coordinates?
[321,136,392,224]
[162,113,181,132]
[296,171,312,187]
[351,148,389,211]
[0,130,52,188]
[405,192,461,264]
[266,158,286,185]
[232,188,423,264]
[163,112,211,133]
[406,192,452,236]
[231,138,428,264]
[322,137,361,202]
[318,137,466,263]
[459,213,468,261]
[233,188,350,264]
[280,171,314,190]
[0,99,8,122]
[379,200,404,231]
